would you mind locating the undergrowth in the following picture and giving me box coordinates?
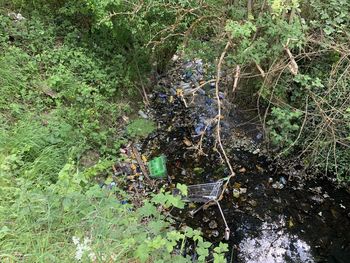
[0,4,227,262]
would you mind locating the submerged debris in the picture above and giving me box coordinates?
[209,220,218,229]
[138,110,149,119]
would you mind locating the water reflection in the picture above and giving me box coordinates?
[238,216,314,263]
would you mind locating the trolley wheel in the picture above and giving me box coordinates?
[224,227,230,241]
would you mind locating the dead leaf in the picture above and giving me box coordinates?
[256,165,264,173]
[130,163,137,171]
[233,182,241,189]
[43,88,58,98]
[189,203,196,209]
[176,89,183,96]
[239,167,246,173]
[183,137,192,146]
[288,217,294,228]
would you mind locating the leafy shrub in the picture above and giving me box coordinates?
[267,107,302,148]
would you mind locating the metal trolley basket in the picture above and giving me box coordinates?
[184,176,233,240]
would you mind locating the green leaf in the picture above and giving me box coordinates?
[197,246,209,257]
[198,255,207,262]
[148,220,168,235]
[184,227,194,238]
[166,242,175,253]
[201,241,212,249]
[213,253,226,263]
[138,201,158,217]
[62,197,72,211]
[0,226,10,239]
[176,183,188,196]
[150,235,167,249]
[214,242,229,253]
[151,192,167,205]
[135,243,150,263]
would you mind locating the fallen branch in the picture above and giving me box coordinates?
[255,62,265,78]
[233,65,241,93]
[284,39,298,75]
[131,145,151,183]
[215,41,236,177]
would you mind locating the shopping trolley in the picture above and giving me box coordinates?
[184,176,233,240]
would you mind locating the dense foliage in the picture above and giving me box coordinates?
[0,0,349,262]
[34,0,348,179]
[0,2,229,261]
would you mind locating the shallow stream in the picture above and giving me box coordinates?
[141,59,350,263]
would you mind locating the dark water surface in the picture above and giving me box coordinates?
[141,79,350,262]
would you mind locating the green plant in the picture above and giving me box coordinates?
[126,118,156,138]
[0,174,226,262]
[267,106,302,148]
[0,4,234,262]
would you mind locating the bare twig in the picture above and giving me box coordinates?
[131,145,151,183]
[97,2,144,26]
[136,64,150,106]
